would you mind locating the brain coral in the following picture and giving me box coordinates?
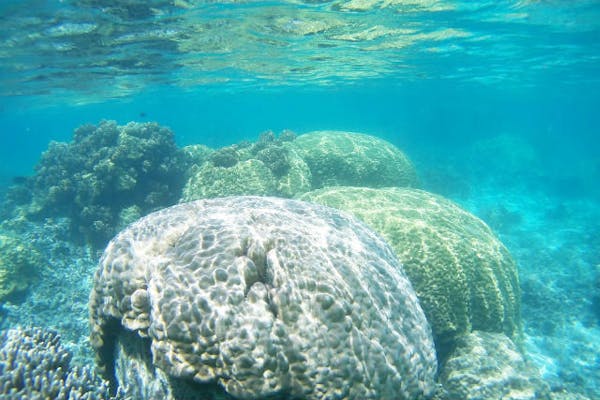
[299,187,521,357]
[89,196,437,400]
[289,130,418,189]
[15,120,185,246]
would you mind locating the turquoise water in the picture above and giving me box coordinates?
[0,1,599,399]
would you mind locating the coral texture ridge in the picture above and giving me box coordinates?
[300,186,522,356]
[290,130,418,189]
[90,196,437,400]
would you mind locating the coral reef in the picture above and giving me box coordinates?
[0,326,115,399]
[549,393,593,400]
[181,131,311,201]
[90,196,437,400]
[274,148,312,198]
[439,331,550,400]
[181,159,276,200]
[8,120,186,246]
[208,146,240,168]
[300,186,522,358]
[289,130,418,189]
[0,232,44,301]
[0,216,99,365]
[180,144,214,171]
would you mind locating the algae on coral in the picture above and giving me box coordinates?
[180,131,311,201]
[290,130,418,189]
[300,186,522,358]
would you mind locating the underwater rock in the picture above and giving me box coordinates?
[90,196,437,400]
[9,120,186,247]
[0,233,44,301]
[477,204,524,234]
[289,130,418,189]
[180,131,311,201]
[300,186,522,359]
[439,331,550,400]
[0,326,115,399]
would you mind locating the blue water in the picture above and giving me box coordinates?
[1,0,599,398]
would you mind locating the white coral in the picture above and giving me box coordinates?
[90,196,436,400]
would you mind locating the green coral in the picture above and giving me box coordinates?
[0,233,44,301]
[276,147,312,197]
[180,131,311,201]
[255,146,290,177]
[208,146,240,168]
[299,186,522,358]
[180,144,214,170]
[290,131,418,189]
[117,205,142,232]
[181,159,276,200]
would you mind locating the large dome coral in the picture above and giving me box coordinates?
[299,187,522,357]
[89,196,437,400]
[289,130,418,189]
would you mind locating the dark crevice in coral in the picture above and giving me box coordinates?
[168,376,234,400]
[98,317,122,395]
[265,290,279,320]
[116,326,235,399]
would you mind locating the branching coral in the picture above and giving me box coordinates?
[9,120,186,246]
[0,327,115,399]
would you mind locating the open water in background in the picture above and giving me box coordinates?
[0,1,599,189]
[0,0,599,397]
